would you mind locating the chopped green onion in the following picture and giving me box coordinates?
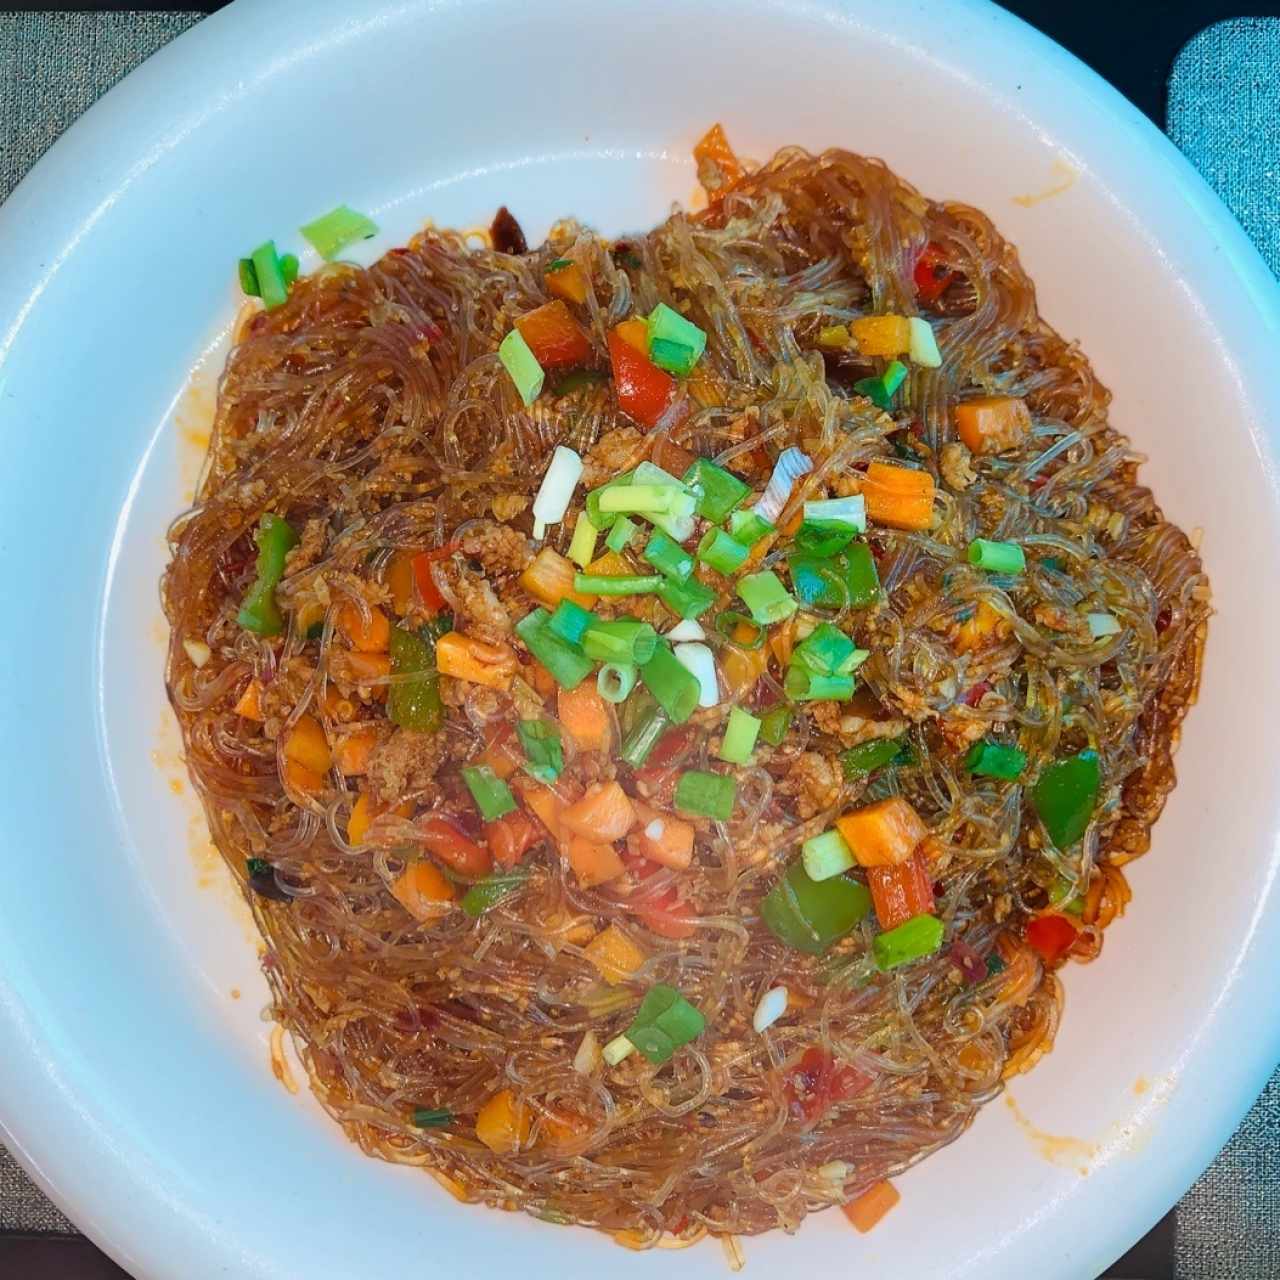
[737,570,798,625]
[246,856,272,879]
[758,705,793,746]
[657,575,717,621]
[461,765,517,821]
[516,718,563,783]
[625,984,706,1065]
[299,204,378,260]
[620,701,670,767]
[567,512,598,568]
[531,445,583,537]
[1031,749,1101,848]
[582,618,658,665]
[804,495,866,533]
[728,509,776,548]
[854,358,909,411]
[515,608,594,690]
[236,513,298,635]
[964,740,1026,780]
[412,1107,453,1128]
[249,240,289,310]
[639,641,702,724]
[598,485,690,516]
[697,527,750,575]
[683,458,750,523]
[1042,557,1066,574]
[840,737,905,779]
[784,665,855,702]
[646,303,707,376]
[1087,612,1122,638]
[546,257,573,272]
[715,610,765,649]
[633,461,698,541]
[793,622,867,677]
[907,316,942,368]
[666,618,706,642]
[499,328,545,407]
[602,1034,636,1066]
[967,539,1026,574]
[873,913,944,970]
[574,572,663,596]
[643,530,695,582]
[462,867,530,917]
[605,515,639,554]
[674,769,736,821]
[238,257,260,297]
[672,641,719,708]
[547,599,596,647]
[760,860,872,955]
[789,543,880,609]
[802,829,856,882]
[586,471,634,531]
[986,953,1006,977]
[597,662,638,703]
[387,624,445,732]
[279,253,299,286]
[718,706,761,765]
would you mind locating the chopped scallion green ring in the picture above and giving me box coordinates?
[793,622,867,677]
[639,641,702,723]
[516,718,563,783]
[586,472,633,531]
[547,599,596,647]
[683,458,750,523]
[573,572,663,596]
[238,257,260,297]
[619,702,670,767]
[515,608,594,690]
[633,462,698,541]
[727,509,775,548]
[697,527,749,575]
[299,204,379,260]
[657,575,716,621]
[582,618,658,665]
[598,485,692,516]
[718,706,761,765]
[967,539,1026,574]
[737,570,798,625]
[597,662,638,703]
[964,740,1026,780]
[499,328,545,407]
[567,512,598,568]
[605,515,639,554]
[873,913,944,970]
[674,769,736,821]
[647,303,707,375]
[460,765,517,821]
[279,253,299,286]
[250,240,289,310]
[841,737,905,779]
[784,665,855,702]
[854,359,909,411]
[643,530,695,582]
[802,829,856,882]
[758,705,793,746]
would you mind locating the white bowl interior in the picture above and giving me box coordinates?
[1,1,1279,1277]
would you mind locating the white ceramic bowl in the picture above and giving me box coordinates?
[1,1,1278,1276]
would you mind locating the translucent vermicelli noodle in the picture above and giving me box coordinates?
[162,139,1208,1244]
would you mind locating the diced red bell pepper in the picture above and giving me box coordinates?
[608,329,676,429]
[418,815,492,877]
[913,242,957,306]
[783,1047,871,1125]
[866,850,935,930]
[486,810,541,869]
[411,543,455,616]
[515,300,592,369]
[1026,913,1078,965]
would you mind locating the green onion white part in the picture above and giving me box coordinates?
[802,828,856,881]
[1087,611,1122,638]
[752,986,788,1033]
[183,638,212,668]
[673,642,719,708]
[666,618,706,642]
[573,1030,601,1075]
[754,447,812,525]
[603,1034,636,1066]
[633,460,698,540]
[908,316,942,367]
[531,445,582,539]
[804,494,866,533]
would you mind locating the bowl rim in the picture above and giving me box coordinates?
[1,1,1278,1276]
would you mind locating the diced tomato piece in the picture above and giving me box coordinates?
[913,242,957,305]
[411,543,455,616]
[1025,913,1078,965]
[515,300,592,369]
[632,884,697,939]
[608,329,675,429]
[418,815,492,877]
[783,1047,871,1126]
[486,810,541,868]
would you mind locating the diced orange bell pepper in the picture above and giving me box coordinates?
[863,460,936,532]
[566,835,625,888]
[545,260,588,306]
[337,601,390,653]
[954,395,1032,456]
[614,317,648,354]
[391,860,456,920]
[557,682,612,753]
[836,796,928,868]
[334,725,379,776]
[584,923,647,984]
[866,849,935,929]
[385,551,416,615]
[516,779,570,845]
[475,1088,531,1154]
[486,810,541,868]
[850,315,911,357]
[693,123,744,201]
[418,815,492,877]
[519,547,597,609]
[349,793,411,845]
[539,1106,589,1151]
[283,714,332,775]
[842,1180,900,1233]
[435,631,518,691]
[283,758,326,795]
[235,680,264,721]
[515,300,592,369]
[609,329,675,430]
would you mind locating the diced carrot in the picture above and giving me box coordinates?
[693,123,744,201]
[487,810,541,868]
[955,600,1008,654]
[836,796,928,868]
[850,315,911,357]
[283,758,326,795]
[334,725,379,776]
[516,780,569,845]
[539,1106,588,1151]
[515,300,592,369]
[391,860,456,920]
[418,815,493,877]
[519,547,597,609]
[337,601,391,653]
[631,801,695,870]
[385,551,416,616]
[768,616,796,670]
[475,1088,531,1155]
[545,260,588,306]
[477,723,523,780]
[615,317,648,354]
[954,395,1031,456]
[584,923,647,984]
[842,1180,900,1233]
[866,849,935,929]
[863,460,936,532]
[566,835,625,888]
[436,631,518,691]
[527,660,557,700]
[235,680,264,721]
[561,781,636,842]
[348,793,410,845]
[283,714,332,775]
[557,682,612,753]
[585,548,633,579]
